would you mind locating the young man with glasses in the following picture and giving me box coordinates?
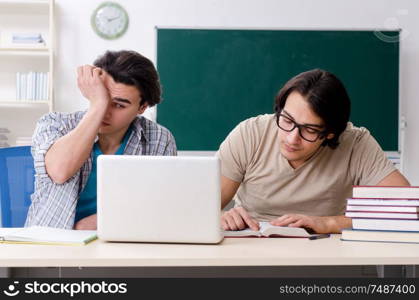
[218,69,409,234]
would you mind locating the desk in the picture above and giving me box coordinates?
[1,235,419,268]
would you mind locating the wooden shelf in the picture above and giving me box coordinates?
[0,0,53,143]
[0,0,49,14]
[0,47,49,57]
[0,0,49,3]
[0,100,49,108]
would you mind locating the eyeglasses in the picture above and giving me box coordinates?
[276,114,326,142]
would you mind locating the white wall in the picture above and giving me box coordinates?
[54,0,419,184]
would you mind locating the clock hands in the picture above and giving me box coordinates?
[106,16,120,23]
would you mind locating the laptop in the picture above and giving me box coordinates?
[97,155,223,244]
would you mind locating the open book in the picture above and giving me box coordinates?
[223,222,312,238]
[0,226,97,246]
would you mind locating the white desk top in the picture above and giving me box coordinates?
[1,235,419,267]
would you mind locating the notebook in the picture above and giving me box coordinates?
[0,226,97,246]
[97,155,223,244]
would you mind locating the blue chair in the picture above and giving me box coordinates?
[0,146,34,227]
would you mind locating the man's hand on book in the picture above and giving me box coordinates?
[270,214,335,234]
[74,214,97,230]
[221,207,259,231]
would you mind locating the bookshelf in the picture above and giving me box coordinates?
[0,0,54,146]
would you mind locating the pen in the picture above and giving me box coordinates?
[309,234,331,240]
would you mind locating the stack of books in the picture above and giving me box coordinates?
[341,186,419,243]
[0,128,10,148]
[16,71,49,101]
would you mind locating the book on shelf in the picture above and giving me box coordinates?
[16,71,48,101]
[353,186,419,199]
[1,32,47,49]
[12,33,45,45]
[0,226,97,246]
[0,128,9,148]
[223,222,312,238]
[346,211,419,219]
[352,218,419,232]
[341,228,419,244]
[347,205,419,213]
[347,198,419,206]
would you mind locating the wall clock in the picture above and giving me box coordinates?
[91,2,129,40]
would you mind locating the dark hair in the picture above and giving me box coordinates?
[274,69,351,149]
[93,50,161,107]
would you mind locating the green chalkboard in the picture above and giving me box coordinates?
[157,29,399,151]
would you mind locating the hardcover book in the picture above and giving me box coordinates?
[352,218,419,232]
[346,211,419,219]
[353,186,419,199]
[341,228,419,244]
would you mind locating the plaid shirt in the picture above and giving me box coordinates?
[25,111,177,229]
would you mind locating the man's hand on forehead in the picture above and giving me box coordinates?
[77,64,111,107]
